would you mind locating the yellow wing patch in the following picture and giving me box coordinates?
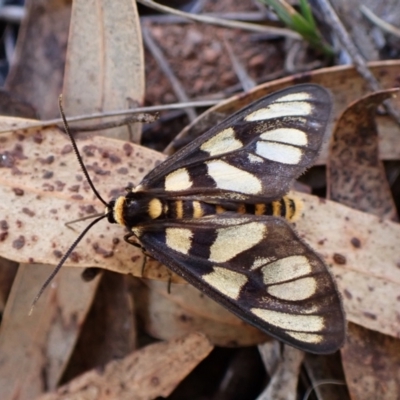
[165,168,192,191]
[203,267,248,300]
[245,101,312,121]
[260,255,312,284]
[267,277,317,301]
[251,308,325,332]
[206,160,262,194]
[209,222,266,263]
[200,127,243,156]
[256,142,302,164]
[166,228,193,254]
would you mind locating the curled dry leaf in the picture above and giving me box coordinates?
[38,332,213,400]
[328,89,399,221]
[0,118,185,282]
[134,279,269,347]
[63,0,145,142]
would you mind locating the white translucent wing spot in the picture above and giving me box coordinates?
[276,92,312,102]
[260,128,308,146]
[165,168,192,191]
[209,222,266,263]
[260,255,311,284]
[251,256,277,270]
[166,228,193,254]
[247,153,264,163]
[256,142,302,164]
[200,127,243,156]
[251,308,325,332]
[245,101,312,121]
[286,331,323,344]
[267,277,317,301]
[207,160,262,194]
[203,267,248,300]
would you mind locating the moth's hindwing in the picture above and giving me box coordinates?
[133,215,345,354]
[138,84,332,203]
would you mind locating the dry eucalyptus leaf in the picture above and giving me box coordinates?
[38,332,213,400]
[0,264,100,399]
[0,119,185,282]
[328,89,399,221]
[134,279,268,347]
[5,0,71,119]
[63,0,145,141]
[327,89,400,399]
[341,323,400,400]
[297,192,400,339]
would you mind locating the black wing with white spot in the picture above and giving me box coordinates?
[138,84,331,203]
[134,214,345,354]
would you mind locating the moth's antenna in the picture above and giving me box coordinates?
[58,95,108,207]
[30,96,111,313]
[30,214,107,314]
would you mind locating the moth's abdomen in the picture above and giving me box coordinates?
[117,193,303,228]
[163,195,303,222]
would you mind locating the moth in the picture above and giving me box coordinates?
[42,84,346,354]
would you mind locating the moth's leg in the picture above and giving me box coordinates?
[124,233,152,277]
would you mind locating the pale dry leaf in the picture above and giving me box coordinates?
[258,340,281,377]
[5,0,71,119]
[38,332,213,400]
[134,279,269,347]
[341,323,400,400]
[0,264,101,399]
[327,89,400,399]
[297,192,400,339]
[0,120,182,282]
[256,346,304,400]
[63,0,145,141]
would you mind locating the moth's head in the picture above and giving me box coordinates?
[106,196,126,226]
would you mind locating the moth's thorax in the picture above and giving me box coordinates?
[112,196,127,226]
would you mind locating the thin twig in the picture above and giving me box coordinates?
[137,0,301,39]
[141,11,274,25]
[0,100,220,134]
[360,5,400,39]
[224,38,256,92]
